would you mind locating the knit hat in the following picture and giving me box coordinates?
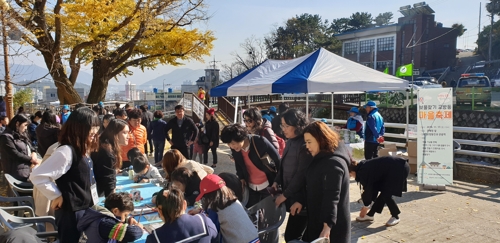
[207,108,215,116]
[196,174,226,202]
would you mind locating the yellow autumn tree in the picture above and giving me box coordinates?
[6,0,214,103]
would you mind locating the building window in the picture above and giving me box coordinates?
[360,39,375,53]
[344,42,358,55]
[377,37,394,51]
[50,94,56,97]
[376,61,394,70]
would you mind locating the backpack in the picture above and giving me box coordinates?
[260,129,285,157]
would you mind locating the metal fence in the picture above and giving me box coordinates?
[319,118,500,159]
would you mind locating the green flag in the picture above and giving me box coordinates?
[396,63,413,77]
[383,67,389,74]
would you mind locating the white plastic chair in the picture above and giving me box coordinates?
[4,173,33,197]
[0,206,58,241]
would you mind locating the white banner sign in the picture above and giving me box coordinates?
[417,88,454,185]
[181,93,193,116]
[192,97,205,119]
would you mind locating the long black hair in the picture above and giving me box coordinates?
[59,107,100,157]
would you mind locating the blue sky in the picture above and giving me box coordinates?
[19,0,492,85]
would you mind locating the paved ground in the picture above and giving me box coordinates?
[176,143,500,243]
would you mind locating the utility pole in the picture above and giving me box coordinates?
[209,56,220,70]
[489,14,494,61]
[1,5,13,119]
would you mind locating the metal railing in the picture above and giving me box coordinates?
[319,118,500,159]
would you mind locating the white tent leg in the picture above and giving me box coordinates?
[282,93,284,103]
[406,90,409,142]
[247,95,250,109]
[306,94,309,119]
[234,97,239,124]
[331,93,334,127]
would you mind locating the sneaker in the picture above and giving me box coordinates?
[211,164,217,168]
[385,217,400,226]
[356,215,374,222]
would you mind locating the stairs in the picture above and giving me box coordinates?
[215,110,231,132]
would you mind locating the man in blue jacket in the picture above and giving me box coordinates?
[363,101,385,159]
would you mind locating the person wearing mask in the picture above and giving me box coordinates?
[204,108,219,168]
[35,110,61,157]
[292,121,350,242]
[163,105,198,159]
[220,123,280,207]
[149,110,167,163]
[342,107,364,138]
[272,109,312,242]
[0,114,40,182]
[243,107,280,152]
[91,119,129,197]
[363,101,385,159]
[271,103,289,140]
[120,109,147,169]
[350,156,410,227]
[30,107,101,243]
[140,105,154,157]
[28,111,43,148]
[60,105,71,124]
[0,116,9,134]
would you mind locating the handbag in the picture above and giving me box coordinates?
[200,133,210,145]
[251,137,276,173]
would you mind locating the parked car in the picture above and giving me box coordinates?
[415,76,437,84]
[455,73,492,107]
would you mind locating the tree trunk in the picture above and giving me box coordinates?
[87,58,110,103]
[40,53,82,104]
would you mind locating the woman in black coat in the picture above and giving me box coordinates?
[221,123,280,208]
[0,114,40,182]
[272,109,312,242]
[349,156,410,227]
[203,108,219,167]
[36,110,61,157]
[292,121,351,242]
[90,119,130,197]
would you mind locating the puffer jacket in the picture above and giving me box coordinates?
[0,128,34,181]
[120,123,147,161]
[257,119,279,151]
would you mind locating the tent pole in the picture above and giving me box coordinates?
[282,93,284,103]
[406,90,409,143]
[306,94,309,119]
[234,97,239,124]
[247,95,250,109]
[331,93,334,128]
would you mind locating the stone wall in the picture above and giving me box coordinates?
[329,107,500,164]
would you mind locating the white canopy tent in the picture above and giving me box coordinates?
[210,48,411,140]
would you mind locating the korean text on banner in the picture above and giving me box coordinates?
[192,97,205,119]
[182,93,193,117]
[417,88,454,185]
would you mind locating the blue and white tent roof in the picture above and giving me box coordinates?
[211,48,409,97]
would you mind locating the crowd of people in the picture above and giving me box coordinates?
[0,96,413,243]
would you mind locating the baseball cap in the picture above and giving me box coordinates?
[269,106,277,113]
[364,101,377,108]
[62,104,70,111]
[196,174,226,202]
[347,107,360,114]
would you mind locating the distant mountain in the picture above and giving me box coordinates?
[138,68,205,91]
[0,63,93,85]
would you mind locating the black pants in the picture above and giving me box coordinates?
[153,140,165,163]
[172,145,189,160]
[203,145,218,165]
[367,193,401,218]
[247,187,270,208]
[284,213,308,242]
[55,208,86,243]
[144,137,153,154]
[364,142,379,160]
